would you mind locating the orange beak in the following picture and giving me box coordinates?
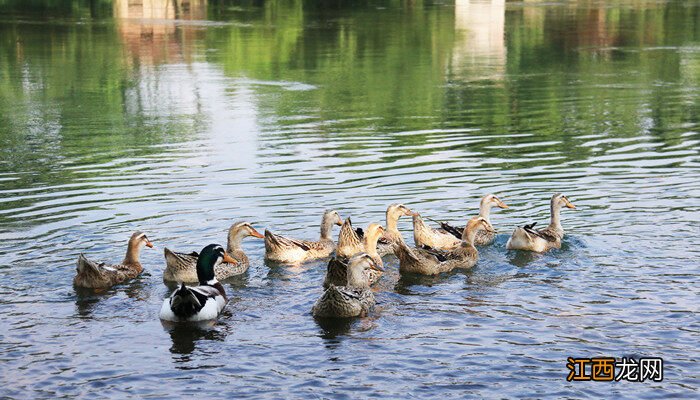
[222,253,238,265]
[406,210,419,217]
[498,201,509,209]
[145,241,154,248]
[566,201,576,209]
[250,228,264,239]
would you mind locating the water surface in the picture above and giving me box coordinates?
[0,0,698,398]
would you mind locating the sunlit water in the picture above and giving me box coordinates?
[0,0,698,398]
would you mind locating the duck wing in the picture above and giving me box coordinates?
[265,230,312,251]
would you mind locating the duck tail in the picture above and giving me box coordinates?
[393,240,418,264]
[439,221,463,239]
[76,253,100,275]
[169,283,203,319]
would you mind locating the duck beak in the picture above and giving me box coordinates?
[406,209,419,217]
[146,241,154,248]
[250,228,264,239]
[369,259,384,272]
[498,201,509,209]
[566,201,576,209]
[222,253,238,265]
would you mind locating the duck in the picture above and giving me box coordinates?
[414,194,509,249]
[377,203,418,256]
[159,244,236,322]
[74,231,153,289]
[506,193,576,252]
[323,223,386,289]
[312,253,383,318]
[163,221,264,282]
[264,209,343,264]
[395,217,493,276]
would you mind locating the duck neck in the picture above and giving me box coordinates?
[479,201,492,222]
[363,231,381,258]
[549,201,563,232]
[320,216,334,241]
[386,212,399,233]
[462,225,478,252]
[227,230,245,253]
[122,242,142,265]
[347,265,369,289]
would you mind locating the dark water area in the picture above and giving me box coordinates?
[0,0,698,398]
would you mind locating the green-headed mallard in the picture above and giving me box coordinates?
[74,231,153,289]
[378,203,418,256]
[264,209,343,264]
[506,193,576,252]
[324,223,385,289]
[415,194,509,249]
[159,244,236,322]
[312,253,383,318]
[395,217,493,275]
[163,221,263,282]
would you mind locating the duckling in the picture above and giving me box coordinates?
[264,210,343,264]
[159,244,236,322]
[378,203,418,256]
[417,194,509,249]
[74,231,153,289]
[163,222,263,282]
[395,217,493,276]
[335,217,364,259]
[312,253,383,318]
[324,223,386,289]
[506,193,576,252]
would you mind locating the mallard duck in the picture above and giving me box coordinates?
[395,217,493,275]
[335,217,365,259]
[324,223,386,289]
[264,209,343,264]
[163,221,263,282]
[378,203,418,256]
[312,253,383,318]
[506,193,576,252]
[159,244,236,322]
[416,194,509,249]
[74,231,153,289]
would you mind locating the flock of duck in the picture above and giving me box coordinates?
[73,193,576,323]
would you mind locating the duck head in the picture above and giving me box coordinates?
[196,244,237,285]
[552,193,576,210]
[347,252,384,288]
[463,216,495,244]
[123,231,153,264]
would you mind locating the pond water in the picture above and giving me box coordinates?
[0,0,698,398]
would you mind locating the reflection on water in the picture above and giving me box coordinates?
[165,322,224,356]
[452,0,506,81]
[0,0,698,398]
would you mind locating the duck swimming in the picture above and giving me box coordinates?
[264,210,343,264]
[74,231,153,289]
[159,244,236,322]
[163,221,263,282]
[395,217,493,276]
[323,223,385,289]
[414,194,509,249]
[506,193,576,252]
[312,253,383,318]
